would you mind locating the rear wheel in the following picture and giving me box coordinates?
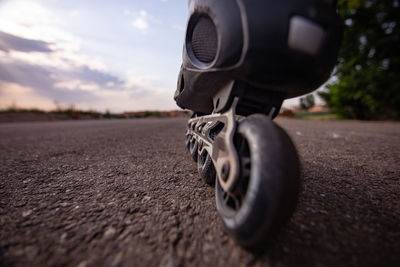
[197,151,216,185]
[215,114,300,248]
[189,138,198,162]
[185,134,191,150]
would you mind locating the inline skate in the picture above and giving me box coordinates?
[174,0,341,248]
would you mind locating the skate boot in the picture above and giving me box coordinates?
[174,0,341,248]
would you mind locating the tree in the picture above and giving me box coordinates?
[299,94,315,110]
[320,0,400,120]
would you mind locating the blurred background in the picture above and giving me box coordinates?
[0,0,399,120]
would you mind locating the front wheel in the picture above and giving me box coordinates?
[216,114,300,248]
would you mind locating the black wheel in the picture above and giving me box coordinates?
[189,138,198,162]
[197,151,216,185]
[216,114,300,248]
[185,134,191,150]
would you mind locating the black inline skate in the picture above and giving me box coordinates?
[174,0,341,248]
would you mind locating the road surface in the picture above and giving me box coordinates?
[0,118,399,266]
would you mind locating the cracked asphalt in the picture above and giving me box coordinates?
[0,118,399,266]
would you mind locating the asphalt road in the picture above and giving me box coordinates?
[0,118,399,267]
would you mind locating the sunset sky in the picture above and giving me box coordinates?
[0,0,305,113]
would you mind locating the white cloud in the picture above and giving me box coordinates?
[124,70,160,88]
[77,88,175,112]
[0,1,177,112]
[131,9,154,31]
[0,48,107,72]
[106,82,115,87]
[54,80,99,92]
[0,0,74,44]
[132,17,148,30]
[0,81,56,110]
[51,75,174,112]
[0,0,106,72]
[139,10,147,17]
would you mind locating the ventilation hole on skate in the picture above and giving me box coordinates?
[209,122,224,140]
[179,74,185,93]
[190,15,217,63]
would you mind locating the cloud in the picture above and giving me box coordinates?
[0,81,56,110]
[131,9,149,31]
[0,1,176,112]
[54,80,100,92]
[0,48,173,112]
[0,55,173,112]
[0,30,53,53]
[126,9,162,31]
[0,0,66,42]
[0,59,102,103]
[132,17,148,30]
[139,10,147,17]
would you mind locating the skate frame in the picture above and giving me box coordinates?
[187,98,241,192]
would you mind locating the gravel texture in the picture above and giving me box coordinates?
[0,118,399,267]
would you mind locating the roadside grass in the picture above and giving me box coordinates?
[0,108,46,114]
[0,106,189,122]
[0,107,104,119]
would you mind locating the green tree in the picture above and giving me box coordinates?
[320,0,400,120]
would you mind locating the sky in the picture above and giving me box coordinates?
[0,0,189,112]
[0,0,305,113]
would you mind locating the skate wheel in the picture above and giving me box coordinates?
[215,114,300,248]
[189,139,198,162]
[197,151,216,185]
[185,134,191,150]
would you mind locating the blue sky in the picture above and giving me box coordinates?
[0,0,306,112]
